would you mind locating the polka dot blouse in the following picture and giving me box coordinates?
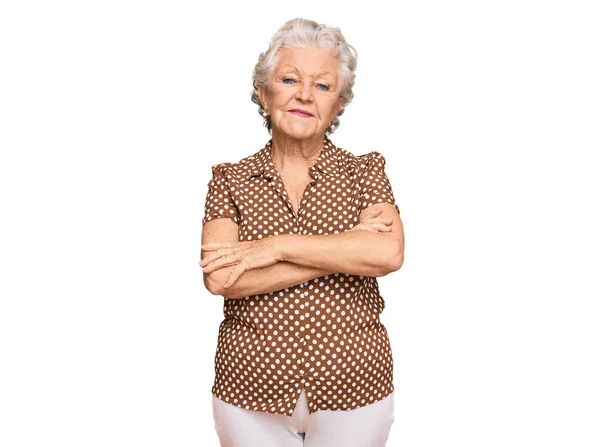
[202,136,400,416]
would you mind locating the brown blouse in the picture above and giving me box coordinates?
[202,136,401,416]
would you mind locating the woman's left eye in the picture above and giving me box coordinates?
[283,78,328,91]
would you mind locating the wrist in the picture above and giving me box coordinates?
[275,234,295,262]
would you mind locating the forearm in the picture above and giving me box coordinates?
[208,260,335,300]
[278,231,400,277]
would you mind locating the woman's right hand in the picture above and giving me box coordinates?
[348,204,393,234]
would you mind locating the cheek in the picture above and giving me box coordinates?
[320,101,339,118]
[270,88,293,104]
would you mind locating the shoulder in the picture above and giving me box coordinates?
[335,146,388,176]
[209,145,265,180]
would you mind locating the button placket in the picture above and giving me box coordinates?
[298,283,312,381]
[294,172,319,226]
[210,138,397,416]
[294,286,303,342]
[296,283,310,347]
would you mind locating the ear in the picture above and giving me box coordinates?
[257,84,268,110]
[335,97,345,115]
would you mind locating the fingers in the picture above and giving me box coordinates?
[351,216,393,233]
[367,223,392,232]
[223,263,245,288]
[200,247,231,267]
[359,205,383,222]
[201,241,234,251]
[365,217,392,224]
[200,243,238,267]
[202,253,238,273]
[351,223,385,233]
[222,256,271,289]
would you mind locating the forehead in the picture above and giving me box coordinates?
[275,47,339,77]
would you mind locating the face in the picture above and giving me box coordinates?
[258,47,345,141]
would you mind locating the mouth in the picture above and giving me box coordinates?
[288,109,313,118]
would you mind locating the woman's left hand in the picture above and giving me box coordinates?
[200,237,282,289]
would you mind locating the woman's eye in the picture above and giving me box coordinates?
[283,78,296,84]
[317,84,330,91]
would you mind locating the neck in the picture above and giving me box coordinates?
[270,130,325,169]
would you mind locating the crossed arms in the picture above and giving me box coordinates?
[200,203,404,300]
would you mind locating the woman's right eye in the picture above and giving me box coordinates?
[283,78,296,84]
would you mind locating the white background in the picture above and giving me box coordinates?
[1,1,599,446]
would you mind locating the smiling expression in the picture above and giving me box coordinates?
[258,47,345,140]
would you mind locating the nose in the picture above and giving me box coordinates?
[295,81,313,102]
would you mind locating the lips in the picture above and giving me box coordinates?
[289,109,313,117]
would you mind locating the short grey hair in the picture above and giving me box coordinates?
[251,18,358,135]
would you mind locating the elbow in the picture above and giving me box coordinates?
[204,273,241,299]
[220,287,242,300]
[386,242,404,273]
[204,274,221,296]
[390,253,404,271]
[204,273,227,298]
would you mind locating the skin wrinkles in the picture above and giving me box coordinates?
[257,47,345,171]
[201,45,403,293]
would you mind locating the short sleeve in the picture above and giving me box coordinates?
[202,163,240,226]
[359,151,400,215]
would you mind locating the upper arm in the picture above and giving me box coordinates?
[359,151,400,216]
[358,151,404,270]
[201,163,241,296]
[202,163,240,226]
[201,218,239,296]
[359,203,404,271]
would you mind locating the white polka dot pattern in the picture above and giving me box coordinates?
[202,164,240,225]
[202,136,400,416]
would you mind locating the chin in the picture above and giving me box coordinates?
[280,125,318,140]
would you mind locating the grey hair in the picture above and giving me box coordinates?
[251,18,358,136]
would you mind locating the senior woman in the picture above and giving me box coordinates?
[200,18,404,447]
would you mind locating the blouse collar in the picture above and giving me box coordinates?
[246,136,341,180]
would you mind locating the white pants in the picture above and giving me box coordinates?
[212,389,395,447]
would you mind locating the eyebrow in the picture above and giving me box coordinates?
[281,65,332,77]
